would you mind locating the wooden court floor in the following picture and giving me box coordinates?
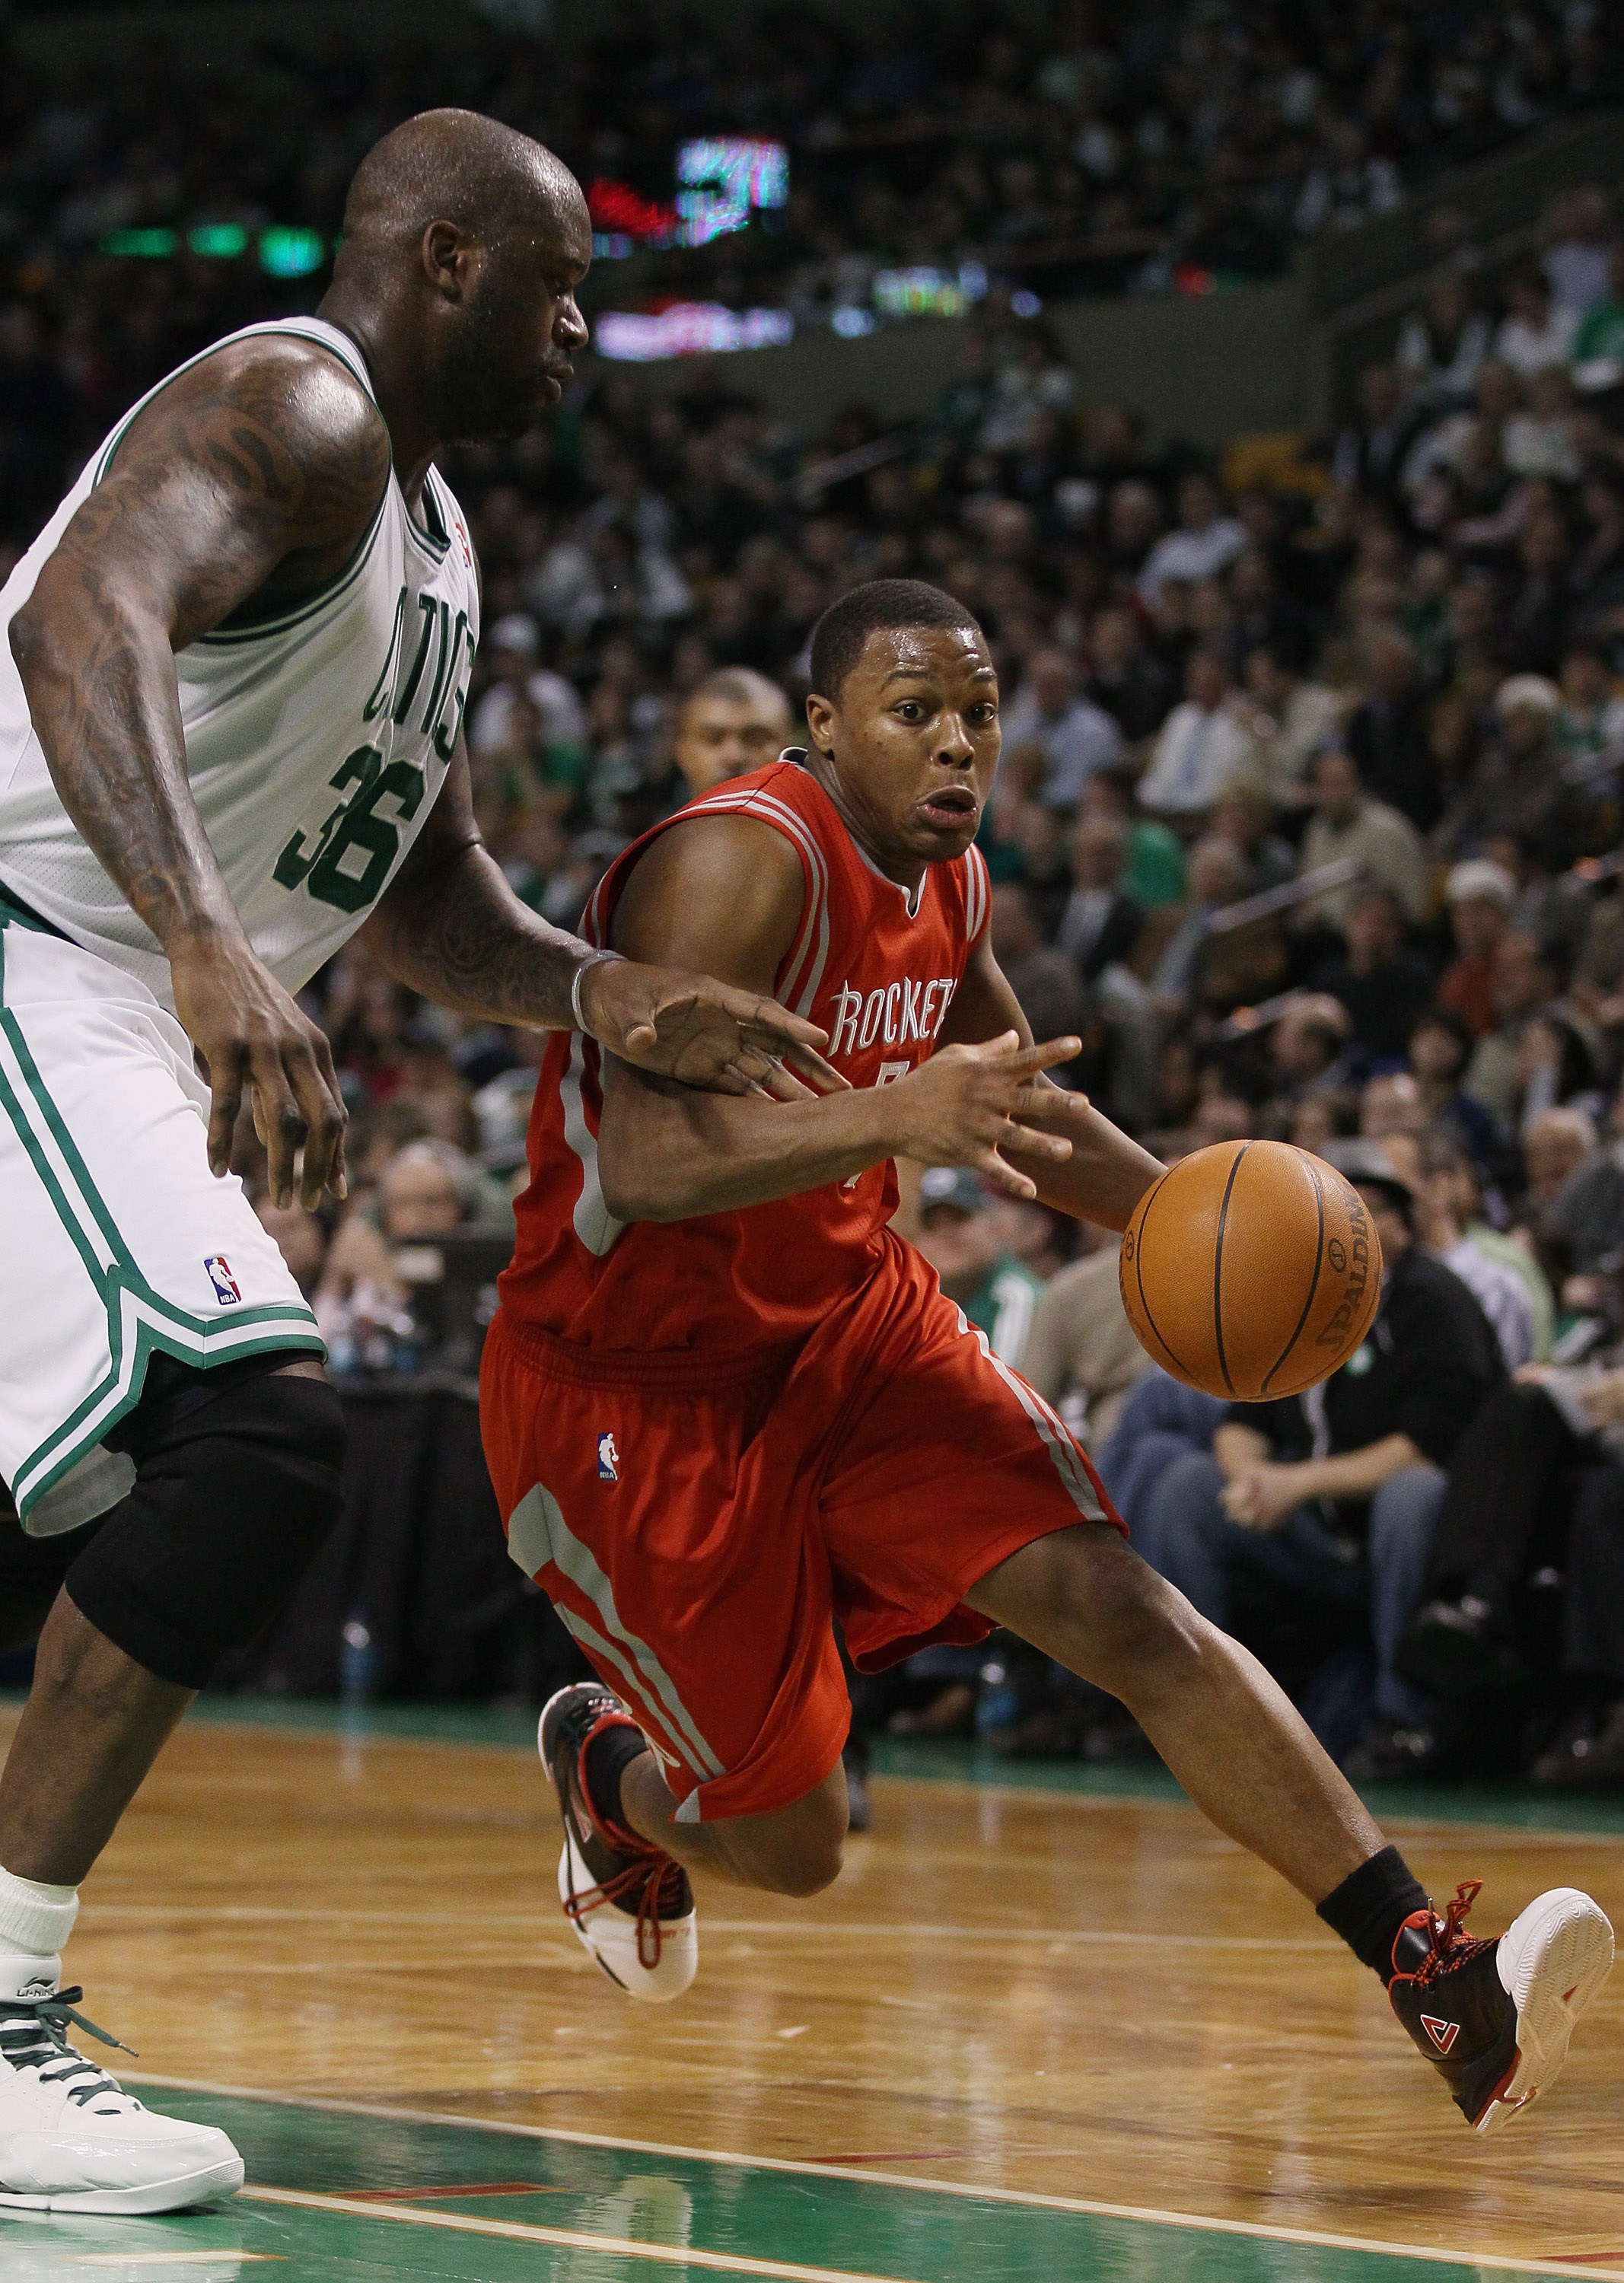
[1,1699,1622,2283]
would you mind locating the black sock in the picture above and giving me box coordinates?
[583,1721,648,1836]
[1317,1845,1428,1985]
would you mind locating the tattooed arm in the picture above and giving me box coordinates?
[362,738,844,1098]
[8,336,388,1206]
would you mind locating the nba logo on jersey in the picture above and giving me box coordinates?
[597,1432,619,1482]
[203,1256,242,1307]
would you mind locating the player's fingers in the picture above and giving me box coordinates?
[753,1055,817,1103]
[619,1017,661,1057]
[994,1035,1082,1075]
[740,1022,848,1093]
[205,1046,244,1180]
[288,1049,346,1214]
[1000,1117,1072,1162]
[308,1026,349,1202]
[253,1058,306,1212]
[975,1148,1039,1201]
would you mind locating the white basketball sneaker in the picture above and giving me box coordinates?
[0,1956,244,2212]
[540,1684,698,2003]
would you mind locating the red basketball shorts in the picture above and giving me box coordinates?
[480,1230,1122,1823]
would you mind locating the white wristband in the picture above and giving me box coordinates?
[570,950,623,1035]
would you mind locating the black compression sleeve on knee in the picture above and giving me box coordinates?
[1317,1844,1429,1985]
[65,1374,346,1690]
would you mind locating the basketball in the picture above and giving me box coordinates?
[1119,1139,1383,1402]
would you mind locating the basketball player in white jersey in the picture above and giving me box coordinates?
[0,110,837,2213]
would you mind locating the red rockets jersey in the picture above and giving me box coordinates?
[498,756,992,1364]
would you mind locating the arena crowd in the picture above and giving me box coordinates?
[4,10,1624,1790]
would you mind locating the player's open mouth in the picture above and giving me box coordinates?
[918,789,978,828]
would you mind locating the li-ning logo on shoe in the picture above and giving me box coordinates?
[204,1255,242,1306]
[17,1977,54,2001]
[1420,2013,1461,2054]
[597,1432,619,1482]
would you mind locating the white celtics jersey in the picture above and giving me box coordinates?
[0,317,480,1011]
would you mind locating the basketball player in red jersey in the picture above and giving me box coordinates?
[482,581,1611,2132]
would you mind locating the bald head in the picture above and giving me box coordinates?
[323,109,591,447]
[340,109,586,250]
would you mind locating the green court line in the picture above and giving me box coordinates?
[75,2081,1621,2283]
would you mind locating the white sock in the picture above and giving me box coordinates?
[0,1863,79,1957]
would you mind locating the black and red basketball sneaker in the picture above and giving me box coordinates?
[539,1683,697,2004]
[1389,1880,1613,2132]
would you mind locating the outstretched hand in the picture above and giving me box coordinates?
[581,957,847,1101]
[884,1030,1084,1199]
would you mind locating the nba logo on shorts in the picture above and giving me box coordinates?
[204,1256,242,1306]
[597,1432,619,1482]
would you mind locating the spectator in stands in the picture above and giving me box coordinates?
[912,1168,1042,1368]
[1085,605,1173,746]
[1439,859,1518,1036]
[1359,1071,1429,1142]
[1396,272,1493,406]
[1208,775,1295,895]
[1021,1223,1155,1451]
[1142,1138,1503,1775]
[1329,363,1413,506]
[1532,1467,1624,1788]
[1311,885,1436,1063]
[1406,1008,1500,1165]
[1136,647,1256,819]
[1344,626,1440,830]
[1269,989,1355,1090]
[999,646,1124,808]
[1446,674,1591,866]
[1236,633,1345,802]
[1056,813,1143,982]
[1494,263,1578,379]
[1104,479,1164,585]
[1148,835,1250,1003]
[253,1196,330,1302]
[1544,188,1614,318]
[1080,767,1187,910]
[1136,472,1246,604]
[1426,1126,1556,1358]
[1524,1103,1601,1210]
[315,1139,492,1373]
[1097,1368,1229,1545]
[673,667,793,798]
[1463,931,1568,1133]
[989,880,1087,1049]
[1556,640,1624,767]
[1295,747,1429,932]
[1400,1311,1624,1749]
[1395,1131,1538,1371]
[1540,1081,1624,1310]
[1571,240,1624,374]
[469,612,589,765]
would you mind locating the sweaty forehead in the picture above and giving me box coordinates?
[498,161,591,263]
[865,623,993,681]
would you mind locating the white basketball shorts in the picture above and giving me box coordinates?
[0,901,323,1533]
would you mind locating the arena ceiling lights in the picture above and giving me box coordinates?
[100,224,330,277]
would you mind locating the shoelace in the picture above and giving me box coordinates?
[562,1731,686,1972]
[1410,1879,1494,1988]
[0,1988,137,2108]
[562,1848,686,1972]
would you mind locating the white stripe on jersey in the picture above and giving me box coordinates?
[954,1304,1106,1520]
